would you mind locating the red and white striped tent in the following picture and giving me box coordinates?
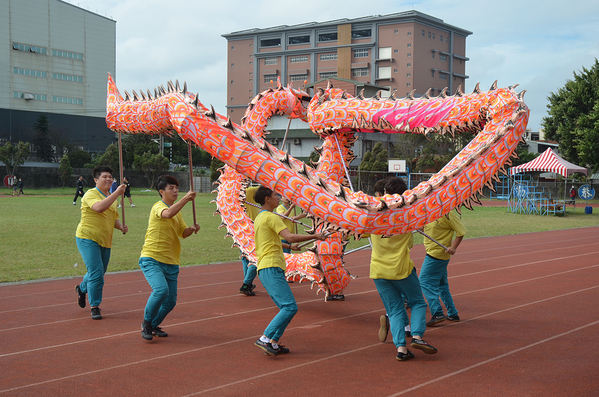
[510,148,587,177]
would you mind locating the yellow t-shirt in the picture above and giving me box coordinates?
[140,200,188,265]
[76,187,119,248]
[255,210,287,271]
[275,204,295,234]
[244,186,260,221]
[423,211,467,260]
[369,233,414,280]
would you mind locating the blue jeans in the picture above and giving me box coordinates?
[373,269,427,348]
[76,237,111,307]
[242,254,257,285]
[419,255,458,317]
[139,257,179,327]
[258,267,298,341]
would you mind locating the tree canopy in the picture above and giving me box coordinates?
[32,114,54,162]
[0,141,30,176]
[542,59,599,171]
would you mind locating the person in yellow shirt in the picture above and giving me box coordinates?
[239,185,260,296]
[274,196,296,254]
[370,177,437,361]
[139,175,200,340]
[420,210,466,327]
[253,186,326,356]
[74,166,128,320]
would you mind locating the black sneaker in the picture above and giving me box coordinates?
[326,294,345,301]
[141,321,153,340]
[90,307,102,320]
[405,327,411,338]
[75,285,86,308]
[378,315,389,342]
[426,314,447,327]
[152,327,168,337]
[396,350,415,361]
[447,315,460,322]
[239,284,255,296]
[410,338,438,354]
[273,344,290,355]
[254,339,278,356]
[250,283,257,291]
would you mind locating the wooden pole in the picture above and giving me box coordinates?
[118,131,125,231]
[188,142,197,225]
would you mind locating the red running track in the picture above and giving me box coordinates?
[1,227,599,396]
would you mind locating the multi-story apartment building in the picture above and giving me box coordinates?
[222,10,472,164]
[0,0,116,153]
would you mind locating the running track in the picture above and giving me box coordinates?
[1,227,599,396]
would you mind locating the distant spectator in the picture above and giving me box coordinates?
[17,178,23,196]
[118,176,135,208]
[12,178,18,196]
[74,176,85,205]
[570,186,576,204]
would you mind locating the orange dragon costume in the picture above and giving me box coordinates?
[105,75,529,297]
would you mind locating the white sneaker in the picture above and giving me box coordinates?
[117,204,121,208]
[131,204,135,207]
[73,202,76,205]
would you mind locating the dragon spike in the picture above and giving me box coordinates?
[406,90,416,100]
[472,83,481,94]
[280,152,290,166]
[470,194,483,207]
[223,117,234,131]
[489,80,498,91]
[517,90,527,101]
[423,88,431,99]
[175,80,180,92]
[341,91,348,100]
[357,89,365,100]
[147,89,153,100]
[183,81,188,96]
[154,88,159,98]
[335,186,347,201]
[298,163,308,177]
[508,84,520,91]
[140,90,148,101]
[439,87,448,98]
[372,90,381,100]
[455,85,463,97]
[131,90,139,101]
[205,105,216,119]
[326,80,334,90]
[193,93,199,109]
[160,85,167,95]
[123,90,131,101]
[313,145,323,155]
[388,89,397,101]
[167,80,175,92]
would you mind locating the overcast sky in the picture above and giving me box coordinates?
[74,0,599,132]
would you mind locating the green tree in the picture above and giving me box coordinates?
[358,142,388,193]
[58,155,73,187]
[32,114,54,162]
[96,143,120,172]
[0,141,30,176]
[134,152,170,188]
[68,150,92,168]
[122,134,159,168]
[542,59,599,171]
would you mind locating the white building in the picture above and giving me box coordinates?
[0,0,116,152]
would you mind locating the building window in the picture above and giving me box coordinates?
[439,73,448,80]
[319,72,337,79]
[440,54,448,62]
[13,43,47,54]
[260,38,281,47]
[440,35,443,41]
[422,30,425,36]
[378,66,391,79]
[378,47,392,60]
[445,37,448,43]
[394,29,398,34]
[231,46,234,49]
[264,57,277,65]
[394,69,398,73]
[407,43,412,48]
[289,73,308,82]
[408,32,412,36]
[14,92,47,101]
[52,96,83,105]
[428,32,431,38]
[432,71,435,77]
[318,32,338,42]
[52,73,83,83]
[289,35,310,45]
[13,68,46,78]
[432,52,435,58]
[407,73,411,77]
[407,83,411,87]
[407,63,411,67]
[231,63,234,67]
[231,80,234,84]
[353,49,368,58]
[394,49,398,53]
[352,68,369,77]
[290,55,308,63]
[249,79,252,82]
[320,53,338,61]
[407,53,412,58]
[352,29,371,39]
[264,74,278,83]
[52,49,83,60]
[432,33,435,39]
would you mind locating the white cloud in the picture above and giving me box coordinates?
[73,0,599,130]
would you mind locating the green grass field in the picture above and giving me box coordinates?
[1,188,597,283]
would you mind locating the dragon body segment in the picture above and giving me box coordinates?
[105,73,529,266]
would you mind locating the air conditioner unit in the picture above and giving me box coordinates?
[23,93,34,100]
[293,138,301,145]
